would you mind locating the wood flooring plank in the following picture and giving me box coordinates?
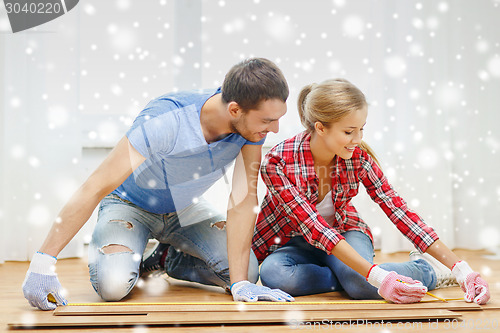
[3,249,497,332]
[9,309,462,328]
[480,299,500,310]
[53,300,481,316]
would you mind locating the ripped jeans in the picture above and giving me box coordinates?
[88,194,259,301]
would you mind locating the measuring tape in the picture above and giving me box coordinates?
[68,301,386,306]
[66,299,462,306]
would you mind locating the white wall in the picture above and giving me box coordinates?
[1,0,500,262]
[0,11,83,261]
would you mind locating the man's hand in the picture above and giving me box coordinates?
[452,261,490,305]
[367,265,427,303]
[22,252,67,310]
[230,280,295,302]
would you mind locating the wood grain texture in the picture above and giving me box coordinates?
[53,300,481,316]
[9,309,462,328]
[3,249,499,332]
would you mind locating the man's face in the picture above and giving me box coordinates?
[230,99,287,142]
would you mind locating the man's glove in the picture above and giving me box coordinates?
[452,261,490,305]
[22,252,68,310]
[230,280,295,302]
[367,265,427,303]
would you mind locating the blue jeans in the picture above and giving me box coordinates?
[88,194,259,301]
[259,231,436,298]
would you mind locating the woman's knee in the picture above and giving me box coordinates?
[259,256,295,289]
[340,271,379,300]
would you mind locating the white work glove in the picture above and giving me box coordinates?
[367,265,427,304]
[230,280,294,302]
[22,252,68,310]
[452,261,490,305]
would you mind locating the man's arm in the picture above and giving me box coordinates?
[24,136,146,310]
[226,144,261,284]
[226,144,293,302]
[39,136,146,257]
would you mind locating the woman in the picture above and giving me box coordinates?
[252,79,490,304]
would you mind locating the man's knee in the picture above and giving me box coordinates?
[95,272,137,301]
[90,245,139,301]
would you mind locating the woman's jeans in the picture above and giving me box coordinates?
[259,231,437,298]
[88,194,259,301]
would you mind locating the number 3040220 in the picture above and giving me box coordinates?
[5,2,63,14]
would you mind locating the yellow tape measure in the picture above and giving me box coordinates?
[68,301,387,306]
[66,299,462,306]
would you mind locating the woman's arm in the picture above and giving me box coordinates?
[423,240,461,269]
[330,239,373,276]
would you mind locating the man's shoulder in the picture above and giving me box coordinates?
[149,88,219,110]
[133,88,219,125]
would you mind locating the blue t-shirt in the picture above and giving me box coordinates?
[112,88,265,214]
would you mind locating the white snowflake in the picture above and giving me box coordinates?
[116,0,131,11]
[384,55,407,78]
[487,57,500,77]
[342,15,364,37]
[417,148,439,169]
[265,14,294,42]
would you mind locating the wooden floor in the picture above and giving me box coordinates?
[1,249,499,332]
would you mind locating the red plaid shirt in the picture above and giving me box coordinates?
[252,131,439,263]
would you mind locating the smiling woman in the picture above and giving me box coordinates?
[253,79,490,305]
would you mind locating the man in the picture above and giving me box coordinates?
[22,58,294,310]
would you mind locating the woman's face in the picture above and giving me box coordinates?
[316,106,368,160]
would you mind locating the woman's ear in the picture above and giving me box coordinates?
[314,121,326,136]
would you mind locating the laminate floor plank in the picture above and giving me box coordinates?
[9,309,462,328]
[53,300,481,316]
[3,249,499,332]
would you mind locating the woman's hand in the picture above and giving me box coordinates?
[367,265,427,303]
[452,261,490,305]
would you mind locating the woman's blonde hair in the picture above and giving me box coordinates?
[297,78,380,166]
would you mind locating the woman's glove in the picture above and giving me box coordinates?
[452,261,490,305]
[22,252,67,310]
[367,265,427,303]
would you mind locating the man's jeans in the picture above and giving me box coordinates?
[259,231,437,298]
[88,194,259,301]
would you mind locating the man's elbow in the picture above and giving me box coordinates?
[228,191,258,211]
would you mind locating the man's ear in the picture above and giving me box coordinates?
[228,101,242,118]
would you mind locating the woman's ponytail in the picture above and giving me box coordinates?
[359,140,381,168]
[297,84,316,132]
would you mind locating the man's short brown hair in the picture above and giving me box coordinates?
[222,58,289,111]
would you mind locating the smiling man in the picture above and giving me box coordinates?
[22,58,294,310]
